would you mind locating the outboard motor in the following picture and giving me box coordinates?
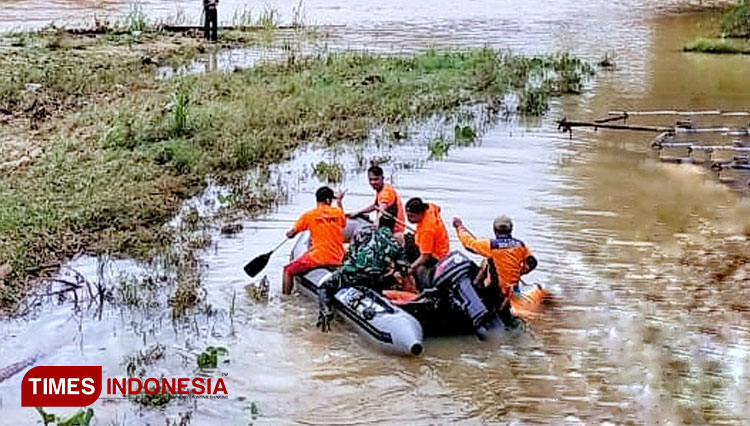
[430,251,495,336]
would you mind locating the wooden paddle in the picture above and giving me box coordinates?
[243,238,289,277]
[379,209,416,233]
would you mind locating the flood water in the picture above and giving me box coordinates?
[2,1,750,425]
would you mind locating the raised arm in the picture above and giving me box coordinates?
[452,218,493,258]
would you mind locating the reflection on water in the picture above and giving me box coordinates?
[2,1,750,425]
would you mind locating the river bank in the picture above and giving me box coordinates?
[0,23,594,313]
[3,1,750,424]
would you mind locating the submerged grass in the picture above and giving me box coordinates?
[0,43,592,312]
[683,37,750,53]
[685,1,750,54]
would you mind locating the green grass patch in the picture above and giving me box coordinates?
[683,37,750,54]
[722,0,750,38]
[0,45,592,312]
[312,160,344,183]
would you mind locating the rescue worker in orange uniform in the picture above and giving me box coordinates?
[282,186,346,295]
[347,165,406,240]
[451,215,537,321]
[405,198,450,287]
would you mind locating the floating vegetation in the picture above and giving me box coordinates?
[220,223,244,235]
[247,401,260,424]
[453,124,477,146]
[35,407,94,426]
[428,136,452,160]
[165,411,193,426]
[246,276,270,303]
[313,161,345,183]
[518,87,550,115]
[134,386,173,407]
[197,346,229,369]
[683,37,750,54]
[125,344,166,378]
[169,252,204,318]
[427,124,478,159]
[117,275,163,310]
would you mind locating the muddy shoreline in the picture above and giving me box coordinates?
[0,22,594,314]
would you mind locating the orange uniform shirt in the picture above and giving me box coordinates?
[376,184,405,233]
[293,203,346,266]
[457,226,533,296]
[415,204,450,260]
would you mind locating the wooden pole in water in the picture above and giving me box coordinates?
[608,110,750,117]
[557,118,673,133]
[654,142,750,152]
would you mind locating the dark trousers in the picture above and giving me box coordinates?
[204,7,218,41]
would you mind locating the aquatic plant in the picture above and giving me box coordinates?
[427,125,477,159]
[453,125,477,146]
[428,137,452,160]
[292,0,306,28]
[169,252,204,318]
[35,408,94,426]
[312,161,344,183]
[518,87,550,115]
[230,4,255,29]
[170,84,191,137]
[123,2,149,33]
[683,37,750,54]
[165,412,193,426]
[116,275,162,309]
[248,401,260,423]
[163,7,189,27]
[134,387,172,407]
[124,344,166,378]
[256,7,280,31]
[197,346,229,369]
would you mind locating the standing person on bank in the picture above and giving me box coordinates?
[203,0,219,42]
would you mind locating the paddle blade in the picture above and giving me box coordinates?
[243,251,272,277]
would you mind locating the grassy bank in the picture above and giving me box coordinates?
[721,0,750,37]
[684,1,750,53]
[0,30,593,311]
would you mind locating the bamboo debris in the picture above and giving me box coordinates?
[609,110,750,117]
[655,142,750,152]
[557,118,673,133]
[559,118,750,136]
[675,127,750,134]
[594,114,628,124]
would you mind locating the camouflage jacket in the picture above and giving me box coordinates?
[333,226,409,287]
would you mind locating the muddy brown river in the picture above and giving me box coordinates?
[2,1,750,425]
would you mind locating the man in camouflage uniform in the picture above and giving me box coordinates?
[317,225,411,331]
